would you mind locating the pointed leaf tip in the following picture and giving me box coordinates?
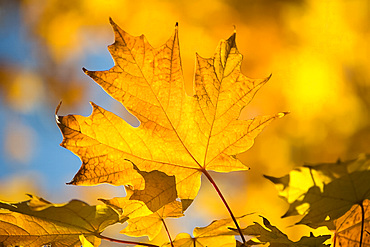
[55,101,62,123]
[58,20,286,204]
[109,17,115,25]
[278,112,290,118]
[227,32,236,48]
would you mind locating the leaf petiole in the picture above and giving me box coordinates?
[97,233,159,247]
[359,201,365,247]
[161,218,174,247]
[202,169,246,244]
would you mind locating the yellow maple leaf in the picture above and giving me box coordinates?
[0,194,120,247]
[121,200,183,240]
[162,216,247,247]
[100,180,184,240]
[98,162,183,229]
[56,18,286,202]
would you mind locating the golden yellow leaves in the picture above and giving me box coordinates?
[3,14,368,246]
[57,18,285,204]
[53,18,288,246]
[238,216,330,246]
[163,216,242,247]
[121,201,183,240]
[266,154,370,246]
[0,194,119,247]
[101,193,183,241]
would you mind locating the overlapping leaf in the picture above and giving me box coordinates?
[291,169,370,229]
[121,200,183,240]
[333,199,370,247]
[127,163,178,213]
[101,186,184,240]
[266,154,370,246]
[99,168,186,239]
[265,154,370,222]
[235,216,330,246]
[162,216,247,247]
[0,194,120,247]
[56,18,286,203]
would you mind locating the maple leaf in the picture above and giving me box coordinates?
[101,186,184,240]
[265,154,370,222]
[266,154,370,246]
[121,200,183,240]
[0,194,120,247]
[334,199,370,247]
[99,165,185,220]
[56,18,286,203]
[291,169,370,229]
[235,216,330,246]
[128,162,178,213]
[162,216,248,247]
[99,188,153,221]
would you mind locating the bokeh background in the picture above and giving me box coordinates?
[0,0,369,245]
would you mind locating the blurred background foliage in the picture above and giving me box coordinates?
[0,0,369,245]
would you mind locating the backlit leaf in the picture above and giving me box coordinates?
[0,194,120,247]
[334,199,370,247]
[99,187,153,221]
[235,216,330,246]
[121,200,184,240]
[101,185,184,240]
[99,168,183,222]
[162,216,247,247]
[265,154,370,224]
[291,169,370,228]
[56,18,286,203]
[266,154,370,246]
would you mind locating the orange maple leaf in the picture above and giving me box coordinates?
[56,19,286,203]
[334,199,370,247]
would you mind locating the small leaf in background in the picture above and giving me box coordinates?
[0,194,120,247]
[265,154,370,221]
[293,170,370,228]
[266,154,370,245]
[236,216,330,246]
[264,154,370,205]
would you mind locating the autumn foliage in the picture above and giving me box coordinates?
[1,19,369,247]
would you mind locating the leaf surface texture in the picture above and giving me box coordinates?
[57,19,285,202]
[0,195,119,247]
